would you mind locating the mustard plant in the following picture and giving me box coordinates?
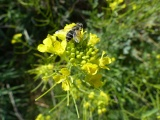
[29,23,113,117]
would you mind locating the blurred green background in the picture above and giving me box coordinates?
[0,0,160,120]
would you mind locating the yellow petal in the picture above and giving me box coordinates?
[60,68,70,76]
[55,30,67,41]
[81,63,98,75]
[13,33,22,38]
[117,0,123,4]
[109,2,117,10]
[37,44,47,52]
[86,74,102,88]
[53,40,66,55]
[88,33,100,46]
[11,33,22,44]
[64,23,76,30]
[62,80,70,91]
[53,75,64,83]
[43,36,52,46]
[99,51,112,69]
[100,91,109,102]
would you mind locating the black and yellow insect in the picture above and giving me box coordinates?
[66,23,83,43]
[56,23,83,43]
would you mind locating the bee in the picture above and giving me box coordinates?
[56,23,83,43]
[66,23,83,43]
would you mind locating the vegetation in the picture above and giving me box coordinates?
[0,0,160,120]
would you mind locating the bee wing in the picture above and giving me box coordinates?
[73,30,81,43]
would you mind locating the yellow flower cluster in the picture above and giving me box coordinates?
[35,114,51,120]
[108,0,126,11]
[28,64,54,90]
[29,23,114,116]
[36,23,112,91]
[37,34,67,55]
[83,91,109,115]
[11,33,22,44]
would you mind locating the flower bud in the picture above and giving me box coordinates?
[70,58,75,62]
[101,108,107,113]
[95,48,99,53]
[91,51,96,55]
[76,55,81,59]
[88,92,95,99]
[98,109,102,115]
[80,52,84,56]
[90,56,96,61]
[71,48,75,52]
[82,56,87,59]
[83,102,90,109]
[71,53,75,57]
[81,60,86,65]
[66,46,71,51]
[97,101,104,106]
[85,56,89,59]
[86,48,93,55]
[76,51,80,55]
[66,51,70,55]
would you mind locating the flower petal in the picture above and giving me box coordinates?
[62,80,70,91]
[88,33,100,46]
[81,63,98,75]
[99,51,112,69]
[37,44,47,52]
[86,74,102,88]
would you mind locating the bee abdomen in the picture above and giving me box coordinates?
[66,30,74,41]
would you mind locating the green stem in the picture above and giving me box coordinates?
[35,83,57,101]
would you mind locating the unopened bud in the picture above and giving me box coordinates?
[71,53,75,57]
[81,60,86,64]
[70,58,75,62]
[76,55,81,59]
[71,48,75,52]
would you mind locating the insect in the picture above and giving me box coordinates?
[66,23,83,43]
[56,23,83,43]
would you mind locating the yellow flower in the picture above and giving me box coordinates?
[101,108,107,113]
[60,68,70,76]
[156,54,160,59]
[53,68,70,91]
[85,74,102,88]
[37,34,67,55]
[64,23,76,30]
[121,4,126,9]
[35,114,51,120]
[88,92,95,99]
[35,114,43,120]
[88,33,100,46]
[62,80,70,91]
[98,109,103,115]
[11,33,22,44]
[132,4,137,10]
[111,57,116,62]
[99,51,112,70]
[53,74,64,83]
[99,91,109,103]
[117,0,123,4]
[81,63,98,75]
[28,64,54,84]
[83,102,90,109]
[109,2,118,10]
